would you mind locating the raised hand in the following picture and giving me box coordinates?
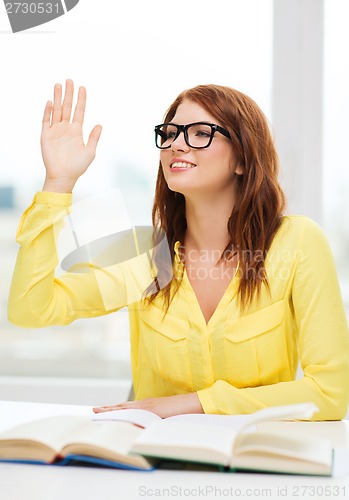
[41,79,102,193]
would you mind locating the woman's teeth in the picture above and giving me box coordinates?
[171,162,196,169]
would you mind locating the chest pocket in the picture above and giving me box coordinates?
[140,305,192,391]
[223,299,289,387]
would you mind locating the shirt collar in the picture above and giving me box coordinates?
[174,241,183,264]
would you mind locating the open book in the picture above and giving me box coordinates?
[0,402,333,475]
[133,403,333,475]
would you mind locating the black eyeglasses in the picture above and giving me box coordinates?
[154,122,231,149]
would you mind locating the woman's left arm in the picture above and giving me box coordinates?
[196,218,349,420]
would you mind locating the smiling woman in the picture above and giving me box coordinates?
[7,80,349,421]
[0,0,276,401]
[151,86,281,317]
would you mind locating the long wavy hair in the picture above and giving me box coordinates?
[145,84,286,311]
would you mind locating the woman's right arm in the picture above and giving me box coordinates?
[7,191,119,327]
[8,80,122,327]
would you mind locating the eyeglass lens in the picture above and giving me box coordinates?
[156,123,214,149]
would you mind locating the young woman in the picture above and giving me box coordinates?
[8,80,349,420]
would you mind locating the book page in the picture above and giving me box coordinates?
[0,415,89,460]
[131,421,236,466]
[61,420,143,455]
[93,410,257,431]
[237,402,319,434]
[167,413,257,431]
[92,408,162,428]
[0,414,152,468]
[229,451,332,476]
[60,420,152,468]
[233,431,332,464]
[162,403,318,433]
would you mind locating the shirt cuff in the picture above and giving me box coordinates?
[35,191,73,207]
[197,386,219,414]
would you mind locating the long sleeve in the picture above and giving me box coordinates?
[197,218,349,420]
[8,192,154,328]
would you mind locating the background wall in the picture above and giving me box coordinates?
[0,0,347,399]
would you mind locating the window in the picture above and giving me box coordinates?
[0,1,273,379]
[323,0,349,310]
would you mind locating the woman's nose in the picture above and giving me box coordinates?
[171,131,190,152]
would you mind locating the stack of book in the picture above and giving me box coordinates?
[0,402,333,475]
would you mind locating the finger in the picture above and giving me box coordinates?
[61,79,74,122]
[72,85,86,125]
[86,124,102,154]
[92,402,130,413]
[52,83,62,124]
[42,100,52,131]
[93,407,120,413]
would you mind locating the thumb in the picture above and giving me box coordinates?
[87,124,102,153]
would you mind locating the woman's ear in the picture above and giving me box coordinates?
[235,164,243,175]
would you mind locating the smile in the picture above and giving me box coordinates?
[170,162,197,169]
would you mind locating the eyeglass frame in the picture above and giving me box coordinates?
[154,121,231,149]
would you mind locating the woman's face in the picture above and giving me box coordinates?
[160,99,242,199]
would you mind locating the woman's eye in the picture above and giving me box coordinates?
[167,131,177,139]
[196,130,211,137]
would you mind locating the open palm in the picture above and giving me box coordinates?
[41,79,102,192]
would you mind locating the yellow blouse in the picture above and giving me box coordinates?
[8,192,349,419]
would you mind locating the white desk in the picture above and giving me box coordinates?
[0,401,348,500]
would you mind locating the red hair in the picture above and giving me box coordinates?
[146,84,286,311]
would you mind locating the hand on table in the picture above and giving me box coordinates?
[93,393,204,419]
